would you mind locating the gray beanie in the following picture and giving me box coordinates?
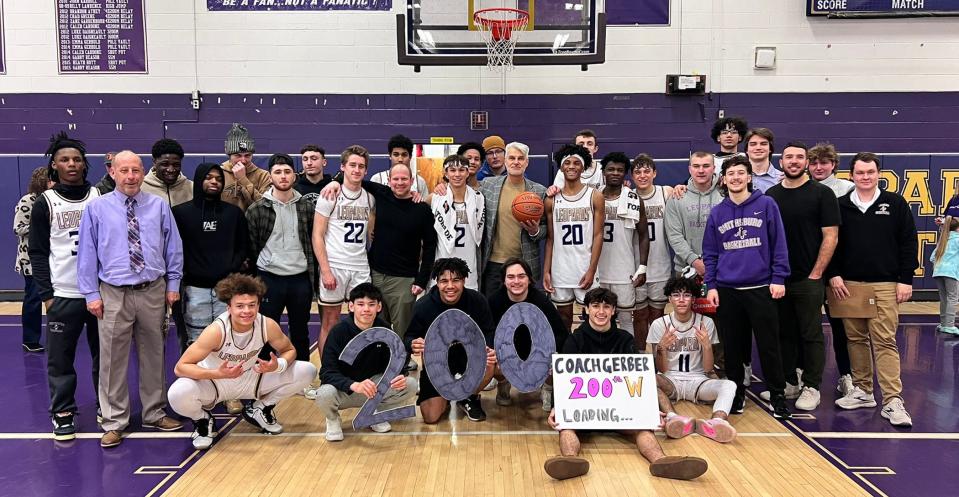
[224,123,255,155]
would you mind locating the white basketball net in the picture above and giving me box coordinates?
[474,9,529,72]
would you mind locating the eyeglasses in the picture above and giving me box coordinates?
[487,149,505,156]
[669,292,694,300]
[719,130,739,136]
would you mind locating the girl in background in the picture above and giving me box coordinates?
[13,167,52,352]
[932,216,959,335]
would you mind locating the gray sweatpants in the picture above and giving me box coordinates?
[936,276,958,328]
[315,374,418,421]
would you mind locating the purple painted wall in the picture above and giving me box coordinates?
[2,91,958,293]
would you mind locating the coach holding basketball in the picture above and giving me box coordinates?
[78,151,184,448]
[477,142,547,297]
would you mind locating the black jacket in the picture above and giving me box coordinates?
[488,286,570,354]
[562,321,636,355]
[28,182,97,301]
[320,315,396,394]
[171,163,249,288]
[293,173,332,207]
[404,286,496,354]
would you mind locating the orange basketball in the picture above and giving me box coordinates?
[511,192,544,223]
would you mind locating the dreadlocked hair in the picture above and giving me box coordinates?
[45,131,89,182]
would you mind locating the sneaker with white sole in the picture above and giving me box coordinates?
[483,377,498,391]
[541,384,553,412]
[881,399,913,427]
[303,387,318,400]
[370,421,392,433]
[325,416,344,442]
[760,383,801,401]
[794,387,821,411]
[664,415,695,439]
[836,374,854,396]
[695,418,736,443]
[52,412,76,441]
[835,386,878,410]
[496,381,512,406]
[191,413,217,450]
[242,402,283,434]
[743,364,752,386]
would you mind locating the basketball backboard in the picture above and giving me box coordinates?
[397,0,605,71]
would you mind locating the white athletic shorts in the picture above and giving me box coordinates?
[319,266,371,305]
[551,281,600,306]
[209,370,262,405]
[599,282,636,310]
[635,280,668,309]
[661,373,710,403]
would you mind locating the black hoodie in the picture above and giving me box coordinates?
[320,315,397,394]
[562,321,636,355]
[172,163,249,288]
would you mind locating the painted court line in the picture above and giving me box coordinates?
[806,432,959,440]
[228,430,794,438]
[0,432,193,440]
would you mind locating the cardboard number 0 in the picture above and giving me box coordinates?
[493,302,555,392]
[338,327,416,430]
[423,309,488,402]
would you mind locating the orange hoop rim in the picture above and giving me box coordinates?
[473,7,530,31]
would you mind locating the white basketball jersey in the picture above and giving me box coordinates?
[551,186,596,288]
[636,186,672,283]
[598,194,636,285]
[43,187,99,298]
[200,312,269,401]
[436,202,480,290]
[314,185,375,271]
[649,313,718,378]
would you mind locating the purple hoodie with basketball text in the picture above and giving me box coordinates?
[702,190,790,289]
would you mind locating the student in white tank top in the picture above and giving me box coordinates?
[631,154,675,352]
[544,144,606,331]
[168,274,316,450]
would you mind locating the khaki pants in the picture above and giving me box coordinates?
[372,271,416,338]
[98,279,169,431]
[841,281,903,405]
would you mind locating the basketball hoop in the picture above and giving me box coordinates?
[473,8,529,72]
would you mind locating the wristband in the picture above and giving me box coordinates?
[631,265,647,280]
[274,357,288,374]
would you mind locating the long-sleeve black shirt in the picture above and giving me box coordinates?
[562,321,636,355]
[28,182,96,301]
[404,286,496,360]
[828,190,918,284]
[320,315,395,394]
[362,180,438,288]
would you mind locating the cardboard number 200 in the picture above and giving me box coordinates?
[339,327,416,430]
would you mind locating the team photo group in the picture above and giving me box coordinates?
[17,115,921,483]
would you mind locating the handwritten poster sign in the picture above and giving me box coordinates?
[552,353,659,430]
[56,0,148,74]
[207,0,392,11]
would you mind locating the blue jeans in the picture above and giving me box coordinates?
[22,276,43,346]
[183,286,227,343]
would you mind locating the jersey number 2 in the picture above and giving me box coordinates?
[344,222,365,244]
[338,327,415,430]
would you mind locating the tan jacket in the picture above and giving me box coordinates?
[219,160,272,211]
[141,169,193,206]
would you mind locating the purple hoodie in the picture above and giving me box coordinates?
[702,190,790,289]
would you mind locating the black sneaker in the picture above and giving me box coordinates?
[22,343,44,353]
[456,395,487,422]
[730,395,745,415]
[52,412,76,441]
[771,394,792,419]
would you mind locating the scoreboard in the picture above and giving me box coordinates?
[808,0,959,16]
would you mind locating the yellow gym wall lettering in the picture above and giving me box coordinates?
[916,231,936,277]
[901,170,935,216]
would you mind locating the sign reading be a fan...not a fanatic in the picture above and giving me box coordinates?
[552,353,660,431]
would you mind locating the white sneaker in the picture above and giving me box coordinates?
[835,386,878,409]
[836,375,854,396]
[370,421,392,433]
[303,386,319,400]
[325,417,344,442]
[794,387,821,411]
[242,402,283,434]
[541,384,554,412]
[881,399,913,427]
[483,377,498,391]
[759,383,801,401]
[191,414,216,450]
[743,364,752,386]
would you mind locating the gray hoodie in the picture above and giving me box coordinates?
[664,176,723,272]
[256,187,307,275]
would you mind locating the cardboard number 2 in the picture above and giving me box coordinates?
[339,327,416,430]
[494,302,555,392]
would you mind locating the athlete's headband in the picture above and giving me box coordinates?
[561,154,586,167]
